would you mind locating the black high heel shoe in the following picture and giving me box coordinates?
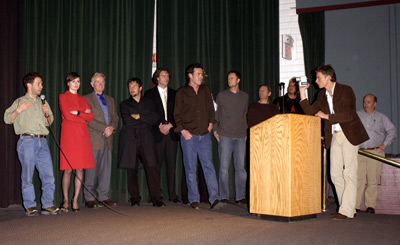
[71,200,80,212]
[59,201,69,213]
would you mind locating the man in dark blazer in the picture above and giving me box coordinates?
[118,77,165,207]
[84,73,119,208]
[299,64,369,220]
[144,68,180,203]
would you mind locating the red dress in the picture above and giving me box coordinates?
[59,91,95,170]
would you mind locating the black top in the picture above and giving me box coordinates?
[118,96,158,169]
[120,96,159,129]
[247,102,279,128]
[272,94,304,114]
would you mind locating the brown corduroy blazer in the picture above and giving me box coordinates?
[299,82,369,149]
[84,92,119,150]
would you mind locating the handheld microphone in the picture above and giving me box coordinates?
[40,95,46,105]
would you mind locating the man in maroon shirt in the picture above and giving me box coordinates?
[248,85,279,128]
[174,63,223,210]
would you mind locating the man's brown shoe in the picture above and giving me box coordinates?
[331,213,348,220]
[85,200,98,209]
[99,199,117,207]
[190,202,199,209]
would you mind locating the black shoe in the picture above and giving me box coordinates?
[356,209,361,212]
[170,198,181,203]
[131,200,140,207]
[327,196,335,204]
[366,207,375,213]
[220,199,229,204]
[235,198,247,204]
[71,200,80,212]
[182,199,190,205]
[153,200,166,207]
[211,199,224,210]
[200,198,209,204]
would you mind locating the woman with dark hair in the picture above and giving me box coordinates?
[59,72,94,212]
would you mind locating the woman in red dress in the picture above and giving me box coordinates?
[59,72,94,212]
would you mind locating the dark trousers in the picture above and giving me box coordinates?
[127,144,162,203]
[156,135,178,200]
[181,163,209,203]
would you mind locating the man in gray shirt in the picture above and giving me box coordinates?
[213,71,248,204]
[356,94,396,214]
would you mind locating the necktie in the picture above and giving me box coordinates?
[162,90,168,121]
[97,93,107,106]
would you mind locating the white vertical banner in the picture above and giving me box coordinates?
[152,0,157,79]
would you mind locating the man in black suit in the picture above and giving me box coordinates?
[118,77,165,207]
[144,68,180,203]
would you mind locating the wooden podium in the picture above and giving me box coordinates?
[249,114,321,221]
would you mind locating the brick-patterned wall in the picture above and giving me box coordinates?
[279,0,305,92]
[360,158,400,215]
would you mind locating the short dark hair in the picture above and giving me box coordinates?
[185,63,203,83]
[23,72,42,90]
[152,68,170,84]
[315,64,336,82]
[227,70,241,80]
[363,94,377,103]
[127,77,142,88]
[258,84,271,93]
[64,72,80,90]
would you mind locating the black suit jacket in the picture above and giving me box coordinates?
[118,96,158,169]
[144,86,179,142]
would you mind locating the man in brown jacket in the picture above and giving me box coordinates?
[299,65,369,220]
[84,73,119,208]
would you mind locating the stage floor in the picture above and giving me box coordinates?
[1,200,399,244]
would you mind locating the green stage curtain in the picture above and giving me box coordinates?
[157,0,279,198]
[17,0,279,205]
[298,12,325,101]
[21,0,155,205]
[157,0,279,101]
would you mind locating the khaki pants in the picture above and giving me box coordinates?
[356,148,384,209]
[330,131,359,218]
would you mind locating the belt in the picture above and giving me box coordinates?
[360,147,379,151]
[22,133,46,138]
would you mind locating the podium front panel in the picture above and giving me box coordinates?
[249,114,321,217]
